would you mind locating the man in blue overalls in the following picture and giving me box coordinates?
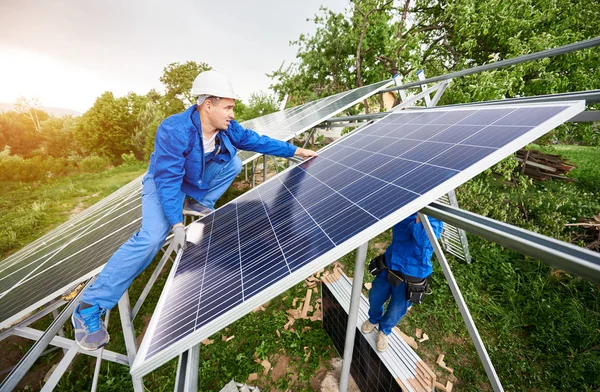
[72,71,317,350]
[362,212,443,351]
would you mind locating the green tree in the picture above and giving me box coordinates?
[160,61,212,116]
[429,0,600,104]
[14,96,48,133]
[74,92,140,161]
[235,91,280,122]
[0,111,42,157]
[39,116,78,158]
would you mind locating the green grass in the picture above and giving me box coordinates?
[3,145,600,391]
[0,162,148,259]
[538,144,600,193]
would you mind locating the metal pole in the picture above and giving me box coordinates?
[132,244,175,319]
[339,242,369,391]
[263,155,267,183]
[40,343,79,392]
[0,299,65,342]
[174,345,199,392]
[422,202,600,283]
[117,291,145,392]
[381,37,600,92]
[91,309,111,392]
[0,278,93,392]
[251,160,256,188]
[418,213,504,392]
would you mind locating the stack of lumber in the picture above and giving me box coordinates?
[566,215,600,251]
[514,149,576,182]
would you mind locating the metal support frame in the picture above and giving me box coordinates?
[0,286,145,392]
[339,242,369,391]
[118,292,144,392]
[0,298,65,342]
[10,326,129,365]
[0,279,93,391]
[132,243,175,320]
[91,309,111,392]
[417,70,432,107]
[422,202,600,283]
[40,341,80,392]
[174,344,200,392]
[302,128,318,149]
[445,191,471,263]
[380,37,600,93]
[269,156,281,174]
[263,155,267,183]
[419,213,504,392]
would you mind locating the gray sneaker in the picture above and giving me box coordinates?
[72,304,109,350]
[361,319,377,334]
[183,198,214,217]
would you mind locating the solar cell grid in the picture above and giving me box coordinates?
[0,177,143,328]
[236,80,392,163]
[132,101,584,376]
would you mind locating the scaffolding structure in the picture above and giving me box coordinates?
[1,37,600,392]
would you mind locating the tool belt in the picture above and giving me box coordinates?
[368,254,430,305]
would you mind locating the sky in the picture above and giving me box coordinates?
[0,0,349,113]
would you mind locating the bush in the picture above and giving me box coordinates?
[77,156,111,173]
[120,151,139,166]
[0,154,74,182]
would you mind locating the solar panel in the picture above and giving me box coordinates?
[131,100,583,377]
[237,80,393,164]
[0,175,144,329]
[0,82,391,329]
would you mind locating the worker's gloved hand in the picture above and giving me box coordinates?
[172,224,187,252]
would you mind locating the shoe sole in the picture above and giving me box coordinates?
[71,313,110,351]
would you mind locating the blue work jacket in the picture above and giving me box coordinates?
[147,105,297,226]
[384,212,444,279]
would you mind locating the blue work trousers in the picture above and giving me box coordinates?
[368,270,410,336]
[81,156,242,309]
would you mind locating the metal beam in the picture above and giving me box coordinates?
[11,326,129,365]
[381,37,600,92]
[174,345,199,392]
[419,213,504,392]
[0,279,93,391]
[431,90,600,108]
[422,202,600,283]
[40,343,79,392]
[571,111,600,122]
[0,298,65,342]
[118,292,145,392]
[132,245,175,320]
[339,242,368,392]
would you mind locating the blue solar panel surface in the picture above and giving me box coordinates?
[237,80,392,163]
[137,102,580,371]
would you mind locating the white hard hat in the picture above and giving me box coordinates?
[190,70,236,99]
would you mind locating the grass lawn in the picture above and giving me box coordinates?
[1,145,599,391]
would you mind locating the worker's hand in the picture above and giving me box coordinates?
[172,224,187,252]
[294,147,318,159]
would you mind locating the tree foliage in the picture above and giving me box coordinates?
[235,91,280,122]
[270,0,600,122]
[73,92,144,161]
[160,61,212,116]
